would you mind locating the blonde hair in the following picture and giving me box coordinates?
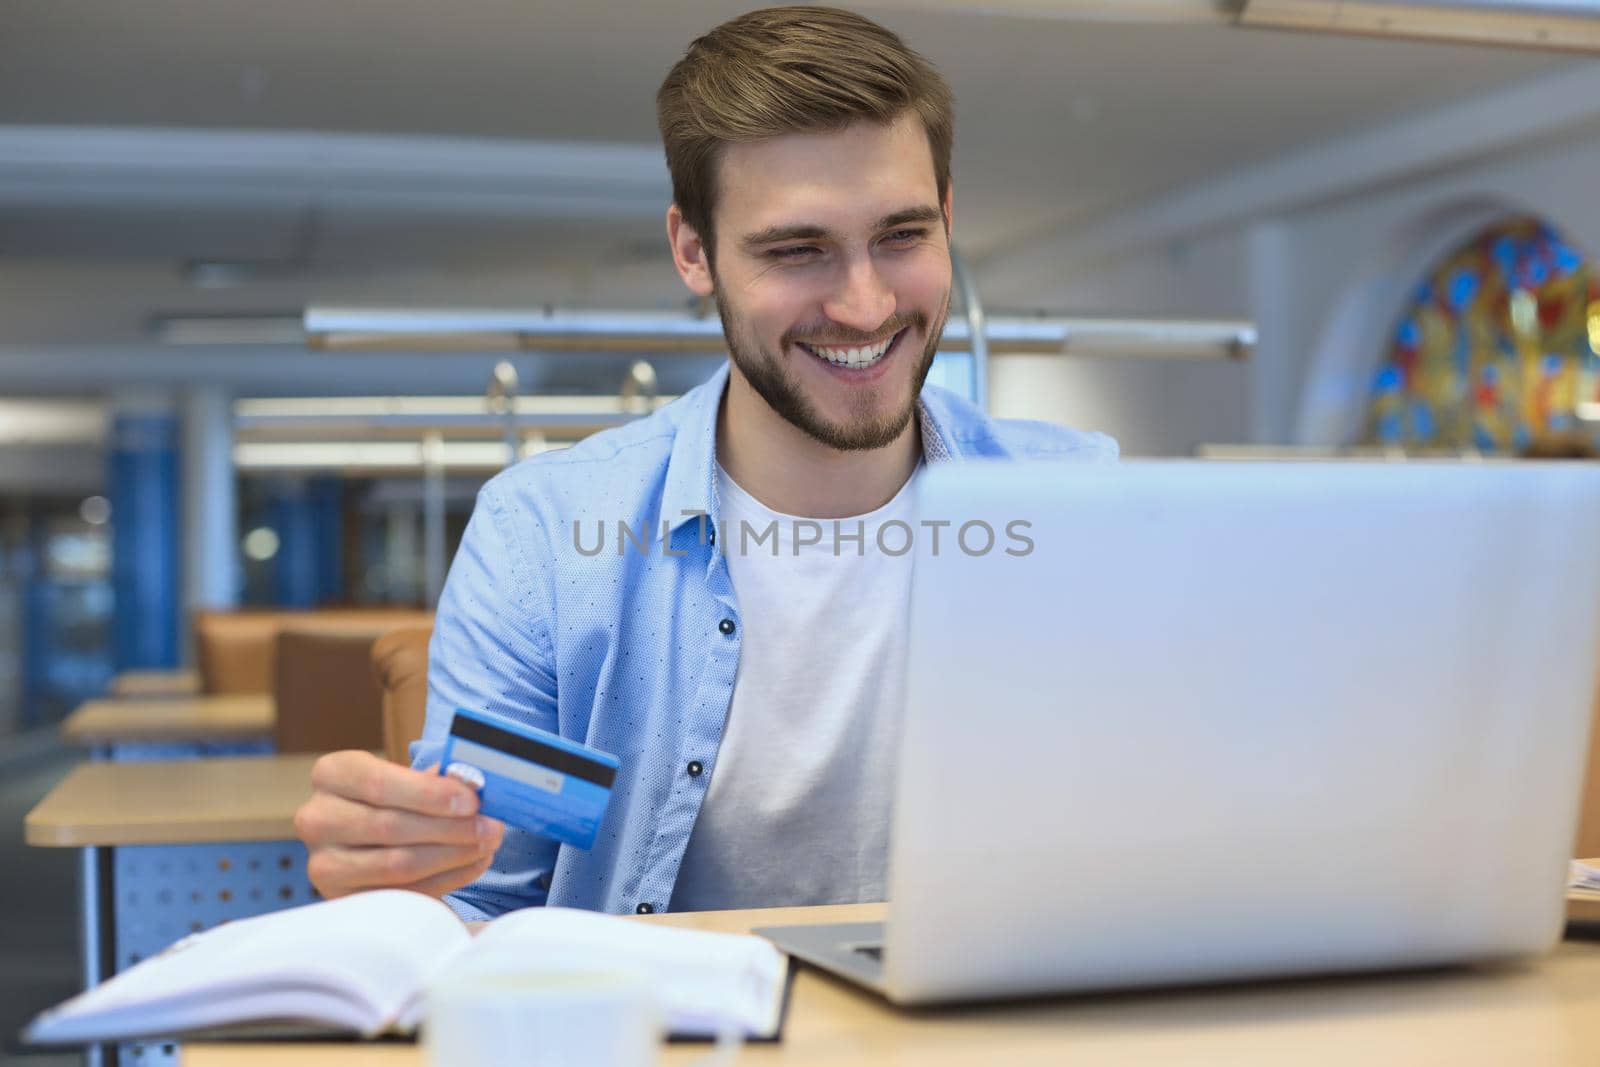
[656,5,953,265]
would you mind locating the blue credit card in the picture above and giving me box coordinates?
[437,708,619,851]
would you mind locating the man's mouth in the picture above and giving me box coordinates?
[796,328,904,371]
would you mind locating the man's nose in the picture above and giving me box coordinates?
[822,255,895,335]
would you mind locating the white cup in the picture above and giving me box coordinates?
[425,970,662,1067]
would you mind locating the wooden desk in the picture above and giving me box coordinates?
[26,754,316,846]
[110,669,201,699]
[61,694,275,749]
[1572,886,1600,924]
[27,746,1600,1067]
[179,901,1600,1067]
[26,755,321,1067]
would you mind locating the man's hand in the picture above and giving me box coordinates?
[295,750,505,900]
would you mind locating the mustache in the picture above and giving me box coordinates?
[784,312,927,348]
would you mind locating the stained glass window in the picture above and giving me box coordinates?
[1364,217,1600,453]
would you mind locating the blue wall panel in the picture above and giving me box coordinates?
[109,412,181,670]
[309,476,344,604]
[270,486,317,608]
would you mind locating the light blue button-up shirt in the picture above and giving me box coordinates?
[416,362,1117,919]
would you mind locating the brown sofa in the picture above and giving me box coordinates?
[194,609,433,696]
[272,629,391,755]
[372,626,433,766]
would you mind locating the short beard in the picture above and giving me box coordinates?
[714,288,949,453]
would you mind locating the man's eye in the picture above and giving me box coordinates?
[768,245,819,260]
[884,229,927,245]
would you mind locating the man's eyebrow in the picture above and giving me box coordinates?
[876,205,944,230]
[740,223,832,251]
[738,205,945,252]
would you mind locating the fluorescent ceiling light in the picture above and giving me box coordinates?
[233,438,561,472]
[234,394,676,429]
[303,307,1256,361]
[304,308,730,353]
[1239,0,1600,52]
[0,400,105,445]
[986,317,1258,359]
[317,330,525,352]
[236,396,671,417]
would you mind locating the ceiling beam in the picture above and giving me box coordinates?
[976,59,1600,300]
[1240,1,1600,54]
[0,126,668,216]
[857,0,1234,21]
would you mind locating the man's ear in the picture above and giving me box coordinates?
[666,204,716,298]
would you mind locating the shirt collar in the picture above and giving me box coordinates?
[658,360,962,534]
[658,363,728,534]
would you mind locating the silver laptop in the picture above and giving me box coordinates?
[758,461,1600,1004]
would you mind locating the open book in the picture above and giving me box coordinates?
[26,891,790,1045]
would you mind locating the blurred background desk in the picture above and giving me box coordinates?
[26,754,319,1067]
[180,901,1600,1067]
[60,694,275,760]
[25,754,312,847]
[108,670,200,700]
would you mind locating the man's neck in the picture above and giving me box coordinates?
[716,372,921,520]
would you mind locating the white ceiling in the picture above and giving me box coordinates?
[0,0,1585,351]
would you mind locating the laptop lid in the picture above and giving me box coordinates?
[885,461,1600,1004]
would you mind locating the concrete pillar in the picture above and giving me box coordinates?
[1247,220,1299,446]
[386,502,419,604]
[182,387,239,626]
[422,433,446,608]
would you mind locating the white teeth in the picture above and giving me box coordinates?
[803,332,898,369]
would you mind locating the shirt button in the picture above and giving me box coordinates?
[687,760,703,777]
[636,903,655,915]
[718,618,736,636]
[708,528,716,546]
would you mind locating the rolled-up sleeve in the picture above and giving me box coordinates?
[415,481,561,921]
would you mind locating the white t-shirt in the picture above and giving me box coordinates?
[667,465,918,911]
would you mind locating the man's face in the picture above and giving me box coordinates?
[674,114,952,452]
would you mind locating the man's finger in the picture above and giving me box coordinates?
[311,750,478,818]
[298,793,489,849]
[400,852,500,900]
[316,841,494,894]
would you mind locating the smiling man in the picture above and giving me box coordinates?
[677,113,948,520]
[294,6,1116,917]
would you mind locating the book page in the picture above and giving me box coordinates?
[29,988,380,1044]
[29,890,470,1042]
[411,908,788,1038]
[1572,860,1600,890]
